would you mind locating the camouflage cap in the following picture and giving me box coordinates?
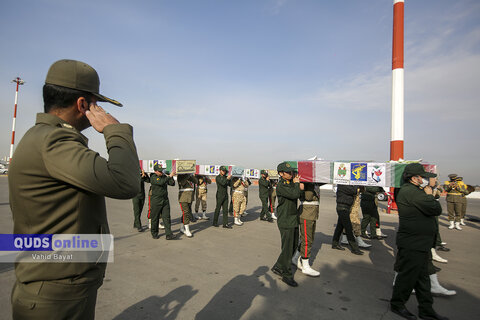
[277,162,294,173]
[260,170,268,175]
[45,59,122,107]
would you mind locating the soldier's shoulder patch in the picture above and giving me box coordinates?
[61,123,74,129]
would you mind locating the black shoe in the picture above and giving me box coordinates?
[332,243,346,251]
[281,277,298,287]
[361,233,371,239]
[271,266,282,277]
[213,223,219,227]
[436,246,450,252]
[223,224,232,229]
[137,227,144,232]
[260,217,267,221]
[165,234,176,240]
[391,305,417,320]
[433,265,442,272]
[266,218,274,223]
[152,234,160,239]
[419,311,449,320]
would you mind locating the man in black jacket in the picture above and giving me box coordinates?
[390,163,448,320]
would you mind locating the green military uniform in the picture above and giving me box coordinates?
[195,175,211,214]
[272,163,301,284]
[9,114,140,319]
[456,177,470,221]
[444,174,466,223]
[390,164,442,319]
[132,172,150,230]
[150,168,176,238]
[228,177,234,215]
[269,180,278,214]
[178,174,198,225]
[213,167,231,227]
[259,171,273,221]
[360,186,383,238]
[298,183,320,259]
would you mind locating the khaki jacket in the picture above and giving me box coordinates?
[178,175,197,203]
[9,113,140,283]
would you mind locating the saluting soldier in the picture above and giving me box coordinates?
[292,182,321,277]
[150,165,177,240]
[271,162,302,287]
[231,177,248,226]
[390,163,447,320]
[213,166,232,228]
[178,174,198,237]
[259,170,273,222]
[195,174,211,220]
[132,169,150,232]
[9,59,140,319]
[444,173,467,230]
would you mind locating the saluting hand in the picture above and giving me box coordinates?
[293,175,301,183]
[86,104,119,133]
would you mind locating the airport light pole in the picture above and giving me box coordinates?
[9,77,25,163]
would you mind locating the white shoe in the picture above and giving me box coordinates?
[455,222,462,230]
[148,219,151,229]
[448,221,455,229]
[301,258,320,277]
[431,248,447,263]
[292,251,301,268]
[181,224,193,237]
[356,236,372,249]
[271,212,277,220]
[430,274,456,296]
[234,217,243,226]
[340,234,348,245]
[196,213,202,220]
[460,219,466,226]
[376,228,387,238]
[202,212,209,220]
[159,222,165,229]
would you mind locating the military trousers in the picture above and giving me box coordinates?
[333,205,356,243]
[12,278,102,320]
[460,197,467,220]
[360,202,379,236]
[232,192,246,217]
[132,196,145,228]
[349,203,361,236]
[180,202,194,225]
[195,192,207,212]
[447,199,462,222]
[391,248,435,317]
[150,198,173,237]
[214,195,229,226]
[434,216,443,247]
[228,192,234,214]
[298,219,316,259]
[260,196,272,219]
[269,194,277,213]
[273,226,299,280]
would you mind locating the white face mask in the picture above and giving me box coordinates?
[420,178,429,188]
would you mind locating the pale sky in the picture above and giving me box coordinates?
[1,0,479,184]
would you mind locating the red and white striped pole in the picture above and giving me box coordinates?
[389,0,404,213]
[391,0,404,161]
[9,77,25,163]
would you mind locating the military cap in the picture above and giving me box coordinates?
[403,163,436,178]
[153,164,162,172]
[45,59,122,106]
[277,162,295,173]
[220,166,228,172]
[448,174,458,180]
[455,176,463,181]
[260,170,268,175]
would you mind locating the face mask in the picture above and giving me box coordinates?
[420,178,429,188]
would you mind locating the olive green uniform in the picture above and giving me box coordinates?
[213,174,230,226]
[150,173,175,237]
[360,186,383,237]
[259,176,272,220]
[390,182,442,318]
[178,175,198,225]
[456,180,470,220]
[269,180,278,214]
[444,180,466,222]
[272,178,301,280]
[298,184,320,259]
[132,173,150,229]
[9,113,140,319]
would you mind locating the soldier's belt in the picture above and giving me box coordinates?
[300,201,319,206]
[179,188,194,192]
[198,186,207,189]
[234,190,244,193]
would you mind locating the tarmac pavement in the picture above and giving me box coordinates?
[0,175,479,319]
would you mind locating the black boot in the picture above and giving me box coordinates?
[332,240,345,251]
[348,240,363,255]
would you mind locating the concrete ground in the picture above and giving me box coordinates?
[0,175,479,320]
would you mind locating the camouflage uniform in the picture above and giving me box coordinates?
[195,175,211,214]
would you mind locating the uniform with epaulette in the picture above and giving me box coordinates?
[291,182,321,277]
[195,175,211,220]
[271,162,301,287]
[132,170,150,232]
[444,173,467,230]
[150,165,176,240]
[213,166,232,228]
[9,59,140,319]
[259,170,273,222]
[178,174,198,237]
[231,177,248,226]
